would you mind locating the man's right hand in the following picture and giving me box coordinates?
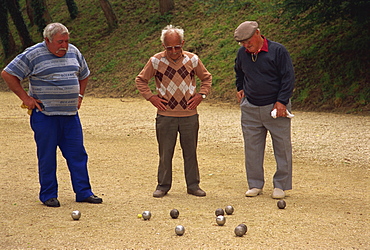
[1,70,43,111]
[148,95,168,111]
[236,90,244,103]
[22,96,43,111]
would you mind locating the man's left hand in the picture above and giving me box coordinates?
[187,94,203,110]
[273,102,287,117]
[78,96,83,109]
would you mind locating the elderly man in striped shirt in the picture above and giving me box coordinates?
[1,23,102,207]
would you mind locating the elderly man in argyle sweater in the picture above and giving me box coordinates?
[136,25,212,198]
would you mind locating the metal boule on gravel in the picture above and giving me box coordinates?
[225,205,234,215]
[237,223,247,234]
[216,215,226,226]
[71,210,81,220]
[170,209,179,219]
[175,225,185,236]
[142,211,152,220]
[277,200,286,209]
[234,225,245,237]
[215,208,224,216]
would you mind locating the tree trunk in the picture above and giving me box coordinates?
[65,0,78,19]
[98,0,118,30]
[0,0,17,58]
[5,0,34,49]
[42,0,52,23]
[159,0,174,15]
[31,0,52,38]
[26,0,34,26]
[5,31,17,58]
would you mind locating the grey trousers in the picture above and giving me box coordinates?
[241,98,292,191]
[155,114,200,192]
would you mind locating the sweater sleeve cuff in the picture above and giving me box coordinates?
[277,100,288,106]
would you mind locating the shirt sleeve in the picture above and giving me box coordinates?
[234,48,245,92]
[194,57,212,95]
[3,50,32,81]
[276,48,295,105]
[135,57,156,100]
[77,53,90,80]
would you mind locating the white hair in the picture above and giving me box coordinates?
[43,23,69,41]
[160,25,184,44]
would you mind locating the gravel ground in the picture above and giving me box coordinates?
[0,91,369,249]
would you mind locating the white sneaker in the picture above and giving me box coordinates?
[245,188,263,197]
[272,188,285,199]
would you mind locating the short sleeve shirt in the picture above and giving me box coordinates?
[4,41,90,115]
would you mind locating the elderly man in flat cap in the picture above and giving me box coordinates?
[234,21,295,199]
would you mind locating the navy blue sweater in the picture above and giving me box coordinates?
[234,40,295,106]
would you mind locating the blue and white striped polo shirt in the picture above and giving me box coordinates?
[4,41,90,116]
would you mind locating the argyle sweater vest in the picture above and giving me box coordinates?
[136,51,212,117]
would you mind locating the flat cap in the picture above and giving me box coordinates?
[234,21,258,42]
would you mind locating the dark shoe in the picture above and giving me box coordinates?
[82,195,103,203]
[153,189,168,198]
[187,188,206,197]
[43,198,60,207]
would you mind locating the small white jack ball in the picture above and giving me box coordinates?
[71,210,81,220]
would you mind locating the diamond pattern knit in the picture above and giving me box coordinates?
[136,51,212,117]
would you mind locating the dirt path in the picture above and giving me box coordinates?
[0,91,369,249]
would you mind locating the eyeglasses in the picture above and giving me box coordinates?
[164,45,182,51]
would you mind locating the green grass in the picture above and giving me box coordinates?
[1,0,369,112]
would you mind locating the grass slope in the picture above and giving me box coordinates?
[1,0,369,113]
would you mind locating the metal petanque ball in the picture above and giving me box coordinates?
[225,205,234,215]
[237,223,248,234]
[175,225,185,236]
[71,210,81,220]
[234,225,245,237]
[277,200,286,209]
[170,209,179,219]
[142,211,152,220]
[216,215,226,226]
[215,208,224,216]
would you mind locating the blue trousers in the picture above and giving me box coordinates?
[30,110,93,202]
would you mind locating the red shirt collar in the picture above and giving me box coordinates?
[246,36,268,54]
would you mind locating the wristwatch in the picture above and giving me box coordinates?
[199,93,206,99]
